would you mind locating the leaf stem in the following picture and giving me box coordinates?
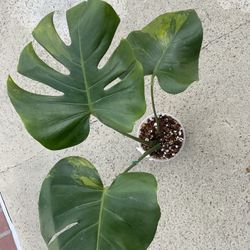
[150,75,161,134]
[119,131,153,146]
[124,143,161,173]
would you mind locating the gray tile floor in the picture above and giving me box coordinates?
[0,0,249,249]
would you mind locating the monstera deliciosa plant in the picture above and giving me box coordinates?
[7,0,203,249]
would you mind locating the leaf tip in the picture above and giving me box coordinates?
[6,75,16,92]
[17,42,34,74]
[7,75,13,83]
[32,11,55,39]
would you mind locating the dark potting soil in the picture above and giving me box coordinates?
[139,114,184,160]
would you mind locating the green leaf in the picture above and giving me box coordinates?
[7,0,146,150]
[39,156,161,250]
[127,10,203,94]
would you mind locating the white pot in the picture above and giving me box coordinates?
[136,113,186,162]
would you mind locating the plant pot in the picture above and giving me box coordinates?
[137,114,185,162]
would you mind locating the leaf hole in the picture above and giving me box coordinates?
[98,55,108,70]
[53,10,72,46]
[12,72,64,96]
[104,78,120,91]
[48,221,79,245]
[33,40,70,76]
[97,25,122,70]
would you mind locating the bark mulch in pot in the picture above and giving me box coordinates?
[139,114,184,160]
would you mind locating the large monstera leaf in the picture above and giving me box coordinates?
[39,157,161,250]
[127,10,203,94]
[7,0,145,150]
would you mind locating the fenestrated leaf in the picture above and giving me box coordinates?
[7,0,146,150]
[127,10,203,94]
[39,156,161,250]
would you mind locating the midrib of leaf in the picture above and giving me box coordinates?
[79,33,93,113]
[153,46,168,77]
[96,188,107,250]
[152,16,189,76]
[152,30,177,76]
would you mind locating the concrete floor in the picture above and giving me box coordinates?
[0,0,250,249]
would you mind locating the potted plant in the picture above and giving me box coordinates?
[7,0,203,249]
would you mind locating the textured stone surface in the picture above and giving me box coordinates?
[0,0,249,249]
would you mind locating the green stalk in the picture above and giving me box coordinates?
[150,75,161,134]
[124,143,161,173]
[119,131,153,146]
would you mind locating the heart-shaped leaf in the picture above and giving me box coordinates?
[7,0,146,150]
[127,10,203,94]
[39,156,161,250]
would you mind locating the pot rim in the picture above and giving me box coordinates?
[136,113,186,162]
